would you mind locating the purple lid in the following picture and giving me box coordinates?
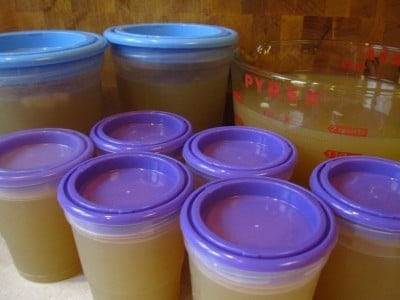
[310,155,400,232]
[0,128,94,187]
[182,126,297,179]
[58,152,193,225]
[90,110,192,155]
[180,177,336,272]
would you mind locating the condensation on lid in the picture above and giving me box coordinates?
[310,155,400,231]
[0,128,94,187]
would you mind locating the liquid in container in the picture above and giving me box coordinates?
[103,23,238,131]
[90,110,192,158]
[180,177,337,300]
[231,40,400,187]
[0,30,107,134]
[0,128,94,282]
[310,155,400,300]
[57,152,193,300]
[182,125,297,187]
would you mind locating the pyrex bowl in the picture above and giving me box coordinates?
[231,40,400,187]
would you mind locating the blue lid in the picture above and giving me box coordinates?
[310,155,400,232]
[180,177,337,271]
[0,128,94,187]
[103,23,238,49]
[58,152,193,225]
[182,126,297,180]
[90,110,192,155]
[0,30,107,68]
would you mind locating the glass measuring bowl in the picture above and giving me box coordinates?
[231,40,400,187]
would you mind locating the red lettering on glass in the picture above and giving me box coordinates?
[244,73,253,88]
[287,86,298,103]
[323,149,360,158]
[379,51,388,63]
[366,47,375,60]
[393,54,400,66]
[340,60,350,69]
[305,90,319,106]
[233,90,243,103]
[255,77,265,93]
[268,81,280,98]
[340,60,364,72]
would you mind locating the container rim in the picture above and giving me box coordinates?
[310,155,400,232]
[0,30,107,68]
[57,152,193,226]
[180,177,337,272]
[103,23,238,49]
[233,39,400,91]
[90,110,192,155]
[182,126,297,179]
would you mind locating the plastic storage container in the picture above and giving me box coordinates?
[57,152,193,300]
[90,110,192,158]
[180,177,337,300]
[0,30,107,135]
[103,23,238,131]
[0,128,94,282]
[182,125,297,187]
[310,155,400,300]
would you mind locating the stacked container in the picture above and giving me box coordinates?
[0,128,94,282]
[310,155,400,300]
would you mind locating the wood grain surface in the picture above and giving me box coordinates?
[1,0,399,90]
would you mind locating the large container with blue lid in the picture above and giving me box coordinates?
[57,152,193,299]
[310,155,400,300]
[180,177,337,299]
[103,23,238,131]
[0,30,107,134]
[0,128,94,282]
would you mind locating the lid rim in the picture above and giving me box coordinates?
[310,155,400,232]
[90,110,192,155]
[0,30,107,68]
[180,177,337,272]
[103,23,238,49]
[182,126,297,178]
[0,128,94,187]
[58,152,194,226]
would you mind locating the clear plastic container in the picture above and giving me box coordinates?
[310,155,400,300]
[103,23,238,131]
[0,30,107,134]
[0,128,94,282]
[231,40,400,187]
[182,126,297,187]
[90,110,192,158]
[57,152,193,300]
[180,177,337,300]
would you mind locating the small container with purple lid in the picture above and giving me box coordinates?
[0,128,94,282]
[180,176,336,299]
[90,110,192,158]
[182,125,297,187]
[57,152,193,299]
[310,155,400,300]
